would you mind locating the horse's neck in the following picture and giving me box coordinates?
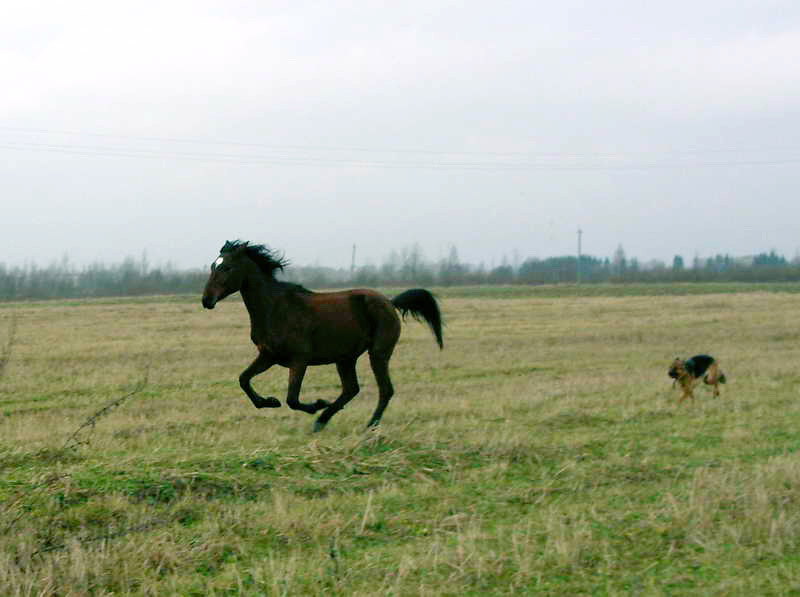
[240,274,280,338]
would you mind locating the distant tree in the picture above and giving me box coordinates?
[518,255,599,284]
[379,249,400,283]
[400,243,425,280]
[704,254,733,273]
[517,258,544,284]
[9,243,800,302]
[352,264,380,286]
[488,255,514,284]
[612,245,627,276]
[753,250,787,267]
[439,245,467,285]
[645,259,666,271]
[487,264,514,284]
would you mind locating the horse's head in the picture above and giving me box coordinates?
[202,241,251,309]
[203,240,289,309]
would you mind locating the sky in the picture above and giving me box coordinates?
[2,0,800,271]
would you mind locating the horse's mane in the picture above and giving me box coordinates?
[220,240,311,293]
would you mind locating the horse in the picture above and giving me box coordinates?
[201,240,443,431]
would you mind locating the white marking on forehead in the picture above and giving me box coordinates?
[214,257,224,266]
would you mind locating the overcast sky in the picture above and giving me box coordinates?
[2,1,800,270]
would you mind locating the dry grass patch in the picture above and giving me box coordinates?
[3,288,800,594]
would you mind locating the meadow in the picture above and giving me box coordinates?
[2,284,800,595]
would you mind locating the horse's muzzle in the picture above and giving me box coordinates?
[202,295,217,309]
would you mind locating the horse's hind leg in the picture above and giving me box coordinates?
[366,353,395,427]
[362,295,400,427]
[313,359,360,432]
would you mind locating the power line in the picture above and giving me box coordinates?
[2,129,800,171]
[2,124,800,159]
[1,125,635,157]
[3,140,800,171]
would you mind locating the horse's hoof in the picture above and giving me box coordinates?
[253,396,281,408]
[313,419,327,433]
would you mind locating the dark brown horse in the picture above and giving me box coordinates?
[202,240,443,431]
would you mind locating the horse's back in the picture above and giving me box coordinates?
[307,288,391,318]
[304,289,400,362]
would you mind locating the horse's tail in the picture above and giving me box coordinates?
[391,288,444,349]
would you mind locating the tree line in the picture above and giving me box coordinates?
[1,246,799,301]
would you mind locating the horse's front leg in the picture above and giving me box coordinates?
[285,363,330,414]
[239,352,281,408]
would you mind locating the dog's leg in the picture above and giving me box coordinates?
[706,363,721,398]
[678,377,697,404]
[678,379,690,404]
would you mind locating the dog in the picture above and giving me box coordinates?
[668,354,726,404]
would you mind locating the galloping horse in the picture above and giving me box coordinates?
[202,241,443,431]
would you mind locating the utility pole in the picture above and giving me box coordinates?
[577,228,583,284]
[350,244,357,280]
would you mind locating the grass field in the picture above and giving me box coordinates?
[2,284,800,595]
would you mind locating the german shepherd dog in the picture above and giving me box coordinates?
[668,354,727,404]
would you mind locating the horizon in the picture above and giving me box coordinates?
[1,244,794,273]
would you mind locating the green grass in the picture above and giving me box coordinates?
[2,288,800,594]
[4,280,800,311]
[429,280,800,298]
